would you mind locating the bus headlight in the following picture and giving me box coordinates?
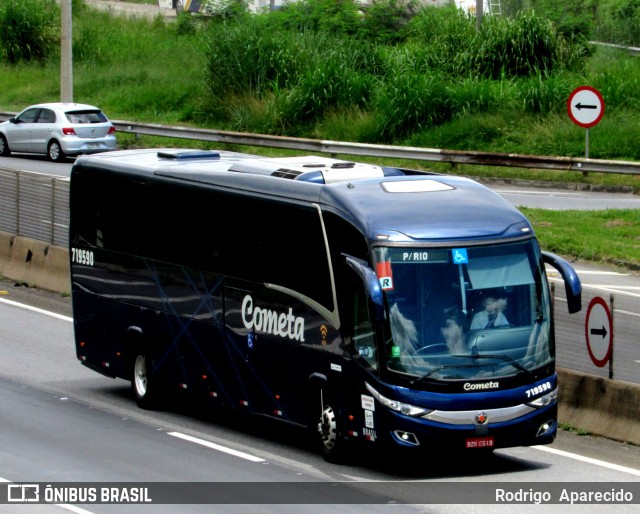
[365,382,431,417]
[526,387,558,408]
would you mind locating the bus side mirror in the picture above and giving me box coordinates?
[343,255,385,320]
[542,251,582,314]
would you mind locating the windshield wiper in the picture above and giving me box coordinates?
[409,357,477,385]
[468,353,536,378]
[409,353,535,385]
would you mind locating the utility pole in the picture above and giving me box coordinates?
[476,0,483,31]
[60,0,73,102]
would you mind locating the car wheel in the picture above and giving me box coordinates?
[47,140,66,162]
[0,134,11,156]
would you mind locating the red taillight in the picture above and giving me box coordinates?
[62,127,76,135]
[108,126,116,134]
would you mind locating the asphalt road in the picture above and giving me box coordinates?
[488,183,640,210]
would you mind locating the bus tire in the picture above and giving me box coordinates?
[318,400,347,463]
[131,349,159,410]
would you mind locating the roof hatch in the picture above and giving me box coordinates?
[157,150,221,160]
[228,156,387,184]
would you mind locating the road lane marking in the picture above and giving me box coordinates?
[533,446,640,477]
[168,431,265,463]
[0,296,72,322]
[498,190,583,196]
[580,285,640,299]
[546,268,640,299]
[573,270,629,276]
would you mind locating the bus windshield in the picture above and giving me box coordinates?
[374,241,551,382]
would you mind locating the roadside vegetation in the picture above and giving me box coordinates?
[0,0,639,269]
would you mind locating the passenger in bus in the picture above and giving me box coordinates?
[470,296,509,330]
[441,308,467,354]
[389,303,418,354]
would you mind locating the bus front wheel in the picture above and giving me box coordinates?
[318,402,346,463]
[131,351,159,409]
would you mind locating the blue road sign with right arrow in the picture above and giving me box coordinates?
[568,86,605,128]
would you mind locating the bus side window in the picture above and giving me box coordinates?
[352,286,377,371]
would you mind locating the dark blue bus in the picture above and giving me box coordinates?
[69,149,581,462]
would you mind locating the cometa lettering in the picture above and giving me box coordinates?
[464,381,499,391]
[242,295,305,341]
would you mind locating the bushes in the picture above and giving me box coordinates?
[203,17,307,100]
[201,5,591,140]
[469,11,560,79]
[267,40,375,133]
[593,0,640,45]
[372,71,453,141]
[0,0,60,64]
[202,18,377,134]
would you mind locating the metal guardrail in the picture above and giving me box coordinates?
[590,41,640,54]
[112,120,640,176]
[2,110,640,176]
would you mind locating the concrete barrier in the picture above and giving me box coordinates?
[0,231,70,294]
[557,368,640,446]
[0,230,638,446]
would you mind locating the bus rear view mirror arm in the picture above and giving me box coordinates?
[542,251,582,314]
[344,254,385,321]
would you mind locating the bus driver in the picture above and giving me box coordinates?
[470,296,509,330]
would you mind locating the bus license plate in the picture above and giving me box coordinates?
[465,436,494,449]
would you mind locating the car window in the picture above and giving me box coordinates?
[37,109,56,123]
[65,110,108,124]
[17,109,39,123]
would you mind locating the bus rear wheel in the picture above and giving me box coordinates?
[131,351,159,409]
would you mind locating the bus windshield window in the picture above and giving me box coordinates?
[374,241,551,381]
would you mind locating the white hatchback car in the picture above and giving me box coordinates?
[0,102,117,162]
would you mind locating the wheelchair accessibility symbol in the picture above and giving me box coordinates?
[453,249,468,264]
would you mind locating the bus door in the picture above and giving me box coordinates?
[330,256,387,449]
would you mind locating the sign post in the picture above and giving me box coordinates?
[567,86,605,159]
